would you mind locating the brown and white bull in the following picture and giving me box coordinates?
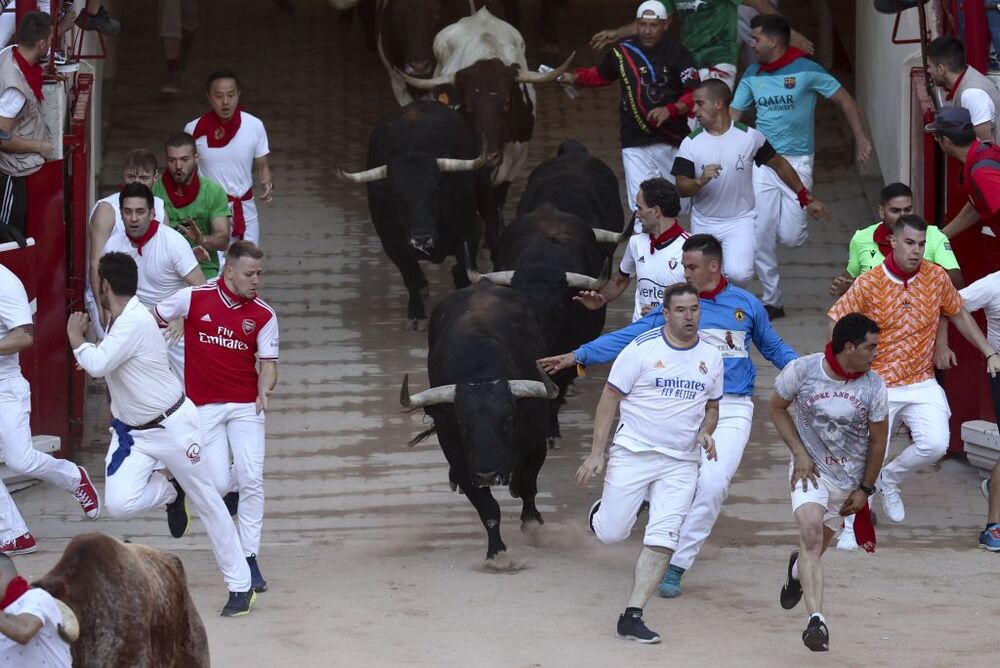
[34,533,209,667]
[400,8,573,252]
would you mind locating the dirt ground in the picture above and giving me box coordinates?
[10,0,997,666]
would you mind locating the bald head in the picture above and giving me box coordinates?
[696,78,732,106]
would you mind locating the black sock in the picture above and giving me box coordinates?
[624,606,642,617]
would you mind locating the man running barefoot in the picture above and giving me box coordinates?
[579,283,723,643]
[769,313,889,652]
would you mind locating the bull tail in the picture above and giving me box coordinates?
[408,426,437,447]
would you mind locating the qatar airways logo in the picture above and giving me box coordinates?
[198,325,250,351]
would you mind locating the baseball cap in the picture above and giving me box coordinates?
[636,0,668,20]
[924,106,975,138]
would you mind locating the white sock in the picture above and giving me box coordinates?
[791,558,799,580]
[809,612,826,625]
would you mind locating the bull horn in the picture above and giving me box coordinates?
[515,51,576,84]
[397,69,455,91]
[508,380,553,400]
[592,229,624,244]
[55,599,79,643]
[437,153,489,172]
[400,374,457,408]
[535,362,560,398]
[565,257,611,291]
[476,270,515,286]
[336,165,388,184]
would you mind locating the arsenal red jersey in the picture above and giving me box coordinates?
[154,279,279,405]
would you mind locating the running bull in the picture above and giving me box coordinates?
[400,281,558,563]
[34,533,209,667]
[468,203,610,449]
[337,99,490,329]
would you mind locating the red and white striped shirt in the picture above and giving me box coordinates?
[155,278,278,405]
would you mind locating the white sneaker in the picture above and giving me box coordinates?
[836,529,860,552]
[982,478,991,500]
[877,485,905,523]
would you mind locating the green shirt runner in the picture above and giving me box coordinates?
[845,221,960,278]
[152,175,231,278]
[658,0,741,69]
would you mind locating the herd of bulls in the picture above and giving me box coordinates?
[336,3,632,562]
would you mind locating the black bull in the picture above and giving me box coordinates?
[400,282,558,561]
[337,100,493,329]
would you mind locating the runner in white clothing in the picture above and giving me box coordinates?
[0,553,71,667]
[578,282,723,644]
[0,266,100,556]
[100,182,205,380]
[184,69,272,247]
[68,251,256,618]
[672,79,829,285]
[575,178,688,321]
[85,149,167,337]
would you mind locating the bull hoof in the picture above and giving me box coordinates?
[403,318,427,331]
[508,484,520,499]
[546,436,561,450]
[520,514,543,531]
[482,550,512,572]
[449,480,458,492]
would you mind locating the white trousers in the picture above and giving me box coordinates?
[671,395,754,569]
[690,212,757,285]
[0,376,81,541]
[752,154,814,307]
[593,444,698,550]
[621,145,687,216]
[103,399,251,592]
[879,379,951,489]
[199,402,266,557]
[167,338,185,384]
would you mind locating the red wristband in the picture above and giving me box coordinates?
[664,103,679,119]
[796,188,812,209]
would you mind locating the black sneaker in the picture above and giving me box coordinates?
[75,6,121,35]
[166,479,190,539]
[220,589,257,617]
[588,500,600,533]
[764,304,786,321]
[224,491,240,517]
[802,615,829,652]
[780,551,802,610]
[616,609,661,644]
[247,555,268,593]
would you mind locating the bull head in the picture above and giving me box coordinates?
[466,257,611,291]
[399,366,558,409]
[335,152,489,184]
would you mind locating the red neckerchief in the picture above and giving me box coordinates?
[161,171,201,210]
[127,221,160,256]
[853,504,877,553]
[699,276,728,301]
[228,188,253,239]
[758,47,807,73]
[218,274,253,305]
[192,106,243,148]
[824,341,864,381]
[883,253,919,288]
[1,576,30,610]
[12,47,43,102]
[649,222,686,255]
[873,222,893,257]
[945,68,967,102]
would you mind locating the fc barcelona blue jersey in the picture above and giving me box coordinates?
[732,56,841,156]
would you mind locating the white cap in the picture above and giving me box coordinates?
[636,0,668,20]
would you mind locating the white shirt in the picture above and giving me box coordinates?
[961,270,1000,350]
[73,297,183,426]
[0,588,72,668]
[673,122,771,222]
[184,111,269,199]
[0,264,31,380]
[0,87,24,119]
[960,87,996,127]
[607,328,724,460]
[101,223,198,307]
[619,229,688,322]
[85,192,167,299]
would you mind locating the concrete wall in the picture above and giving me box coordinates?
[855,3,929,185]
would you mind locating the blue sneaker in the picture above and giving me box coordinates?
[658,564,685,598]
[980,524,1000,552]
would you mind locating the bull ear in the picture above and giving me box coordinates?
[509,82,534,143]
[433,84,462,110]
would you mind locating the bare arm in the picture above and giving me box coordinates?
[576,384,624,486]
[256,360,278,414]
[934,317,955,369]
[0,116,51,156]
[949,308,1000,362]
[674,171,717,198]
[0,324,32,355]
[87,202,116,324]
[697,399,720,460]
[590,18,674,50]
[946,268,965,290]
[829,88,872,163]
[183,266,206,287]
[0,611,43,645]
[254,155,273,203]
[942,202,981,239]
[205,216,231,251]
[840,417,889,515]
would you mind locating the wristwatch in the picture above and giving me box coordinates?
[859,482,876,496]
